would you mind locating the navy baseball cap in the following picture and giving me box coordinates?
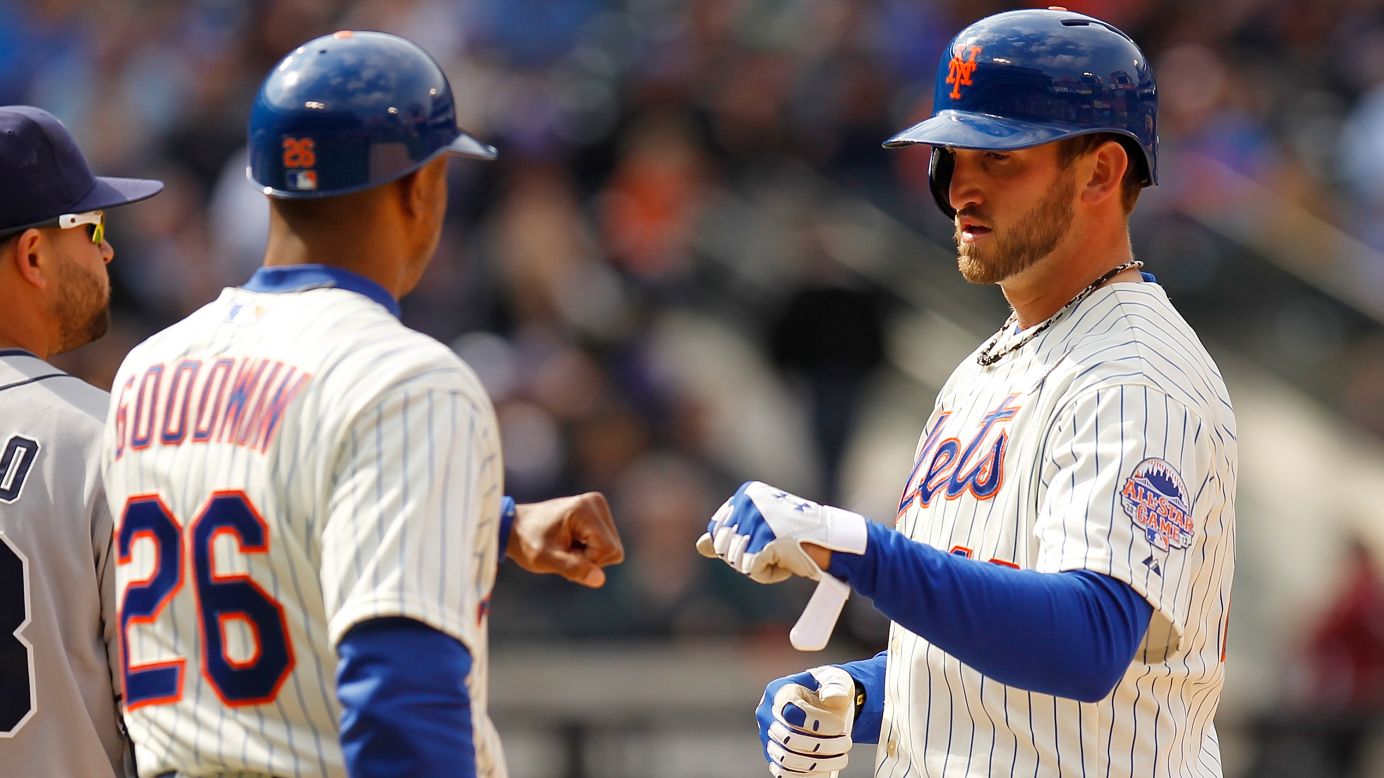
[0,106,163,234]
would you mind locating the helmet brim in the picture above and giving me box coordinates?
[882,109,1086,151]
[446,130,497,161]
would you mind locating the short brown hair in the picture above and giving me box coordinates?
[1058,133,1144,215]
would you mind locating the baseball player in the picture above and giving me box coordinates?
[699,9,1236,777]
[101,32,623,778]
[0,106,163,777]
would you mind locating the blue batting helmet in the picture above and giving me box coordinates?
[247,30,496,199]
[883,8,1158,218]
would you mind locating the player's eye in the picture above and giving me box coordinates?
[983,151,1010,162]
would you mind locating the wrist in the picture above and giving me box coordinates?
[825,520,887,586]
[497,497,517,563]
[804,543,833,570]
[817,504,868,555]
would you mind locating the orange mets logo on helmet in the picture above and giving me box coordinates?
[1120,458,1194,551]
[946,44,982,99]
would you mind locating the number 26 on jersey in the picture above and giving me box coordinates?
[117,491,294,710]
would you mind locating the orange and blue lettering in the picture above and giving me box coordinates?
[192,359,235,442]
[160,360,201,445]
[117,495,186,710]
[130,366,164,451]
[190,491,295,707]
[900,394,1021,512]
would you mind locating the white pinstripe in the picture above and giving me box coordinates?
[875,281,1236,777]
[102,287,506,777]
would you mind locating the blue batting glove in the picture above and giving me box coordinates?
[756,666,856,777]
[695,481,867,584]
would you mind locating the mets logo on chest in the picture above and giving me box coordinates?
[1120,458,1194,551]
[897,393,1020,517]
[946,44,982,99]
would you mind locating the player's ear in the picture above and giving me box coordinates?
[392,167,424,222]
[2,229,49,290]
[1079,140,1129,207]
[398,158,445,222]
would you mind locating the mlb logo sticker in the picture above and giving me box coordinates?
[287,169,318,191]
[1120,458,1194,551]
[226,303,266,325]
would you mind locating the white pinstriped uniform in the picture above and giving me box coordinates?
[102,284,506,777]
[875,280,1235,777]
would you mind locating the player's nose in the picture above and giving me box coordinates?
[948,152,985,213]
[100,238,114,264]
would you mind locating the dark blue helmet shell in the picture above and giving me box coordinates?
[248,31,496,199]
[884,9,1157,218]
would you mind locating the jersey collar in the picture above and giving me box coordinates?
[242,264,401,318]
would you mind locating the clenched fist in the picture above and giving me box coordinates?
[507,492,624,587]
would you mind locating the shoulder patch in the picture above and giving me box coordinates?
[1120,457,1194,551]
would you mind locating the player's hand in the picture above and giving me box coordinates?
[757,666,856,777]
[695,481,866,584]
[508,492,624,588]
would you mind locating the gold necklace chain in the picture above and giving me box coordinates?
[975,260,1144,366]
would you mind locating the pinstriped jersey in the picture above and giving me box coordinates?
[875,280,1236,777]
[101,281,506,777]
[0,352,131,777]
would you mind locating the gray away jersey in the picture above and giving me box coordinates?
[877,280,1236,777]
[0,351,131,777]
[103,286,505,778]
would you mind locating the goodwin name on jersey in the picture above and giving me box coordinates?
[110,354,312,459]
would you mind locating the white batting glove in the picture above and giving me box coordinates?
[696,481,867,584]
[757,665,857,777]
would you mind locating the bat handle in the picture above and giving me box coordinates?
[790,574,850,651]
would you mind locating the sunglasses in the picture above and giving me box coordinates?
[0,210,105,245]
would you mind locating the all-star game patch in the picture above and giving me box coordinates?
[1120,458,1194,551]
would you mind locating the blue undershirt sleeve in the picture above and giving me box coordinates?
[839,651,887,744]
[828,522,1152,702]
[336,617,476,778]
[497,496,517,562]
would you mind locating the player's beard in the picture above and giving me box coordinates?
[955,170,1076,285]
[51,257,111,354]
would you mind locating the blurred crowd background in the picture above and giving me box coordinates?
[7,0,1384,775]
